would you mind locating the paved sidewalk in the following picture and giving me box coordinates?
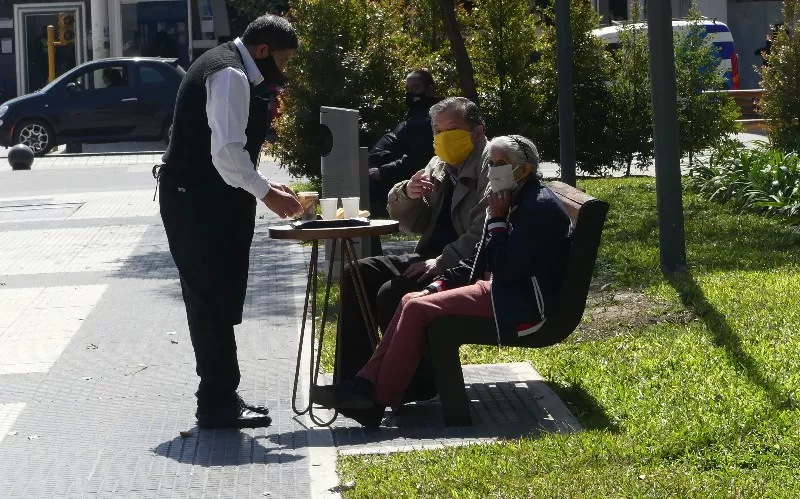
[0,187,326,497]
[0,153,582,498]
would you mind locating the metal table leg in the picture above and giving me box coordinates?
[342,238,381,349]
[293,237,383,427]
[292,239,338,426]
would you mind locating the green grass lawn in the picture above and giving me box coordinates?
[334,177,800,497]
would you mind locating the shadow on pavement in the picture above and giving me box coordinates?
[268,378,590,453]
[153,428,304,466]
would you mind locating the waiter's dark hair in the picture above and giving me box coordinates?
[242,14,299,50]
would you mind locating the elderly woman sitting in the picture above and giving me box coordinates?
[312,135,573,427]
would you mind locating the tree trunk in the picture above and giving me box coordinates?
[439,0,479,105]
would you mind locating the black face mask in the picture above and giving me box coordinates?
[256,54,286,86]
[405,91,427,108]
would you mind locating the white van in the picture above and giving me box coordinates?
[592,19,740,90]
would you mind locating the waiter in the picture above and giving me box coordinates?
[158,14,303,429]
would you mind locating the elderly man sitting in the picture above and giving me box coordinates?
[334,97,489,404]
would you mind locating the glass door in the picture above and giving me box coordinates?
[119,0,189,68]
[23,11,80,93]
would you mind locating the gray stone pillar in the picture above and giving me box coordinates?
[319,106,363,275]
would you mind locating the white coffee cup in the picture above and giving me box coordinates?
[319,198,338,220]
[341,197,360,218]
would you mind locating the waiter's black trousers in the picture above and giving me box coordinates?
[335,254,438,400]
[160,180,256,412]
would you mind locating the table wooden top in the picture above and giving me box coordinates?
[268,219,400,241]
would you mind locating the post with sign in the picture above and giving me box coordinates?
[647,0,687,274]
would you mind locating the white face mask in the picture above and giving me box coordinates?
[487,163,518,193]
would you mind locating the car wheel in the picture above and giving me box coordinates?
[14,119,55,157]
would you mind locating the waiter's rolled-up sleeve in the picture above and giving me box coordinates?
[205,67,271,200]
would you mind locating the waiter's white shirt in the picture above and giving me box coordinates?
[205,37,271,199]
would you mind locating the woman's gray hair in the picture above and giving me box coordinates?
[429,97,484,130]
[488,135,540,175]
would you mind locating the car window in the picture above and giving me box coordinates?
[66,68,93,91]
[93,65,130,89]
[138,65,167,85]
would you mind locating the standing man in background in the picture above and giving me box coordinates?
[367,70,439,218]
[158,14,303,430]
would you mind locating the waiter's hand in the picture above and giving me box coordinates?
[269,180,297,196]
[262,184,303,218]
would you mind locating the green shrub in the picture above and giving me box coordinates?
[608,2,653,175]
[272,0,412,179]
[674,8,741,166]
[530,0,615,175]
[691,140,800,223]
[464,0,539,138]
[761,0,800,152]
[405,0,463,99]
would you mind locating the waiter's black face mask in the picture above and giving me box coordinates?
[256,53,286,86]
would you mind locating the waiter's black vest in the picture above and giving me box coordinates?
[162,42,270,191]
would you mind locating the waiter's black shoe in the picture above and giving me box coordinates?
[196,405,272,429]
[311,377,374,410]
[236,393,270,416]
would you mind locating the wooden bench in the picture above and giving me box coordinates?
[426,181,610,426]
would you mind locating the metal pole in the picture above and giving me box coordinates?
[648,0,686,274]
[556,0,577,186]
[47,26,56,83]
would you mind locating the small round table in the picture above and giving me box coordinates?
[269,220,399,426]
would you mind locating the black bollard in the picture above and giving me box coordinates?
[8,144,35,171]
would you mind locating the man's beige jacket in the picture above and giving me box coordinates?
[387,136,489,270]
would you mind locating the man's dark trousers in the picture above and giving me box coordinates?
[335,254,438,400]
[160,176,256,413]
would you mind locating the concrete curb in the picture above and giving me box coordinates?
[51,151,165,158]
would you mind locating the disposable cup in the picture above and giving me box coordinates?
[319,198,338,220]
[341,197,360,218]
[297,191,319,221]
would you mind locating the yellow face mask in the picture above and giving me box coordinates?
[433,129,474,167]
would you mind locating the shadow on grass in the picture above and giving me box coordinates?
[667,271,795,411]
[550,383,621,433]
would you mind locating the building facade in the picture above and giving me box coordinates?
[0,0,235,100]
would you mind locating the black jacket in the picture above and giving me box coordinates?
[369,97,438,187]
[426,179,573,345]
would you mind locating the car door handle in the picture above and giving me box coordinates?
[121,98,138,102]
